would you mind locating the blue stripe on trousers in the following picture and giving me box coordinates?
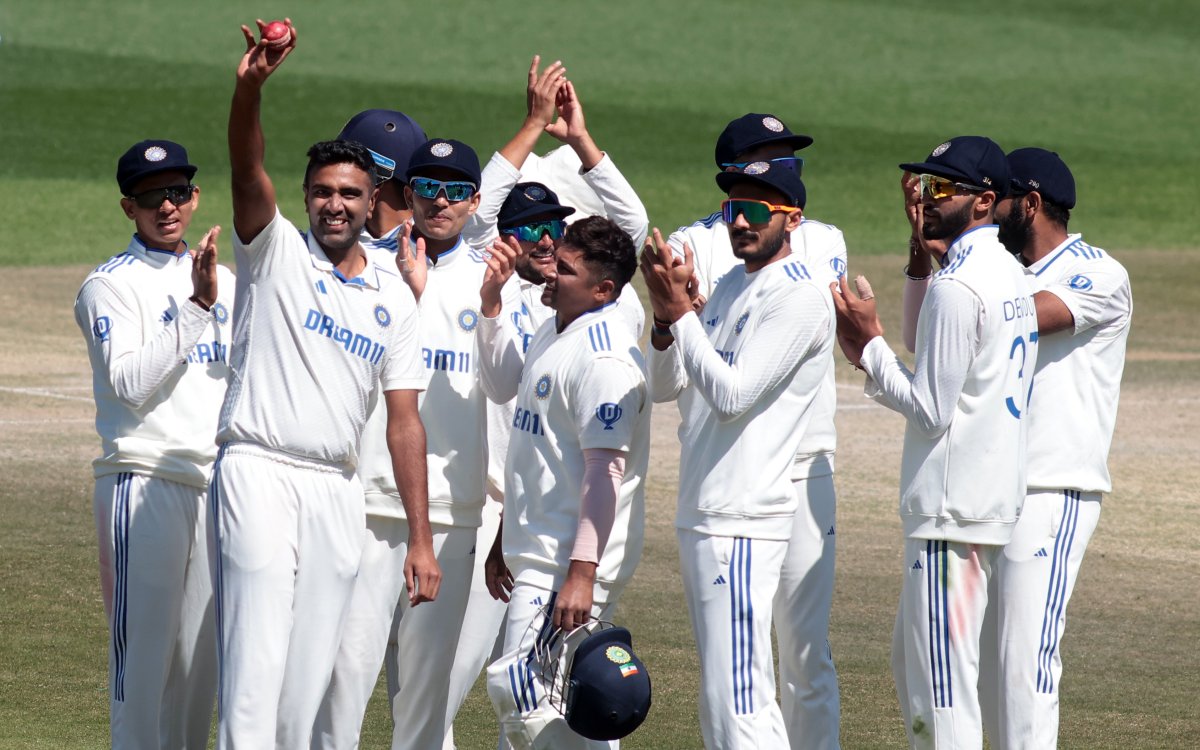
[1037,490,1080,694]
[927,540,952,709]
[113,472,132,702]
[731,538,754,715]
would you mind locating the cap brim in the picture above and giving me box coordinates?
[499,204,576,230]
[898,161,973,183]
[121,164,198,196]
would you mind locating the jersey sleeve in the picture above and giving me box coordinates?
[380,289,426,392]
[668,222,717,301]
[571,355,646,452]
[232,207,299,278]
[671,283,831,422]
[1040,262,1131,337]
[476,310,528,404]
[860,278,980,437]
[74,275,213,409]
[462,152,521,249]
[581,153,649,249]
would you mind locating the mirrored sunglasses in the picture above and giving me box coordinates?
[502,219,568,244]
[127,184,196,209]
[919,173,984,200]
[720,156,804,175]
[409,177,477,202]
[720,198,797,224]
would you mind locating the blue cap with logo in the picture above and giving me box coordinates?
[899,135,1011,197]
[405,138,482,186]
[497,182,576,230]
[117,139,197,195]
[337,109,427,184]
[1006,147,1076,209]
[715,159,807,208]
[564,626,652,741]
[715,113,813,167]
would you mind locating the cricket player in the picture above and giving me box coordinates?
[831,136,1039,749]
[668,112,845,749]
[314,136,524,750]
[477,216,651,750]
[643,162,834,749]
[904,149,1132,748]
[212,22,437,748]
[75,139,232,749]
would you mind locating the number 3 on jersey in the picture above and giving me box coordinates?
[1006,332,1039,418]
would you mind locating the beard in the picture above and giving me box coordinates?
[921,198,974,243]
[731,222,788,265]
[997,203,1034,258]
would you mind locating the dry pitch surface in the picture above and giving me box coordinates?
[1,253,1197,748]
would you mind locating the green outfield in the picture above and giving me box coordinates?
[2,1,1199,748]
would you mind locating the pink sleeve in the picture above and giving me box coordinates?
[570,448,627,564]
[902,275,931,353]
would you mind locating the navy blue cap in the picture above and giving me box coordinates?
[1006,147,1076,209]
[405,138,481,186]
[715,113,813,167]
[117,140,197,195]
[497,182,576,229]
[337,109,427,184]
[899,136,1010,197]
[564,626,651,741]
[715,159,807,208]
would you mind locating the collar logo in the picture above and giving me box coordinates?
[524,185,547,201]
[457,308,479,332]
[931,142,951,157]
[762,116,784,133]
[430,142,454,158]
[535,374,553,399]
[605,645,632,665]
[144,146,168,162]
[374,304,392,328]
[743,161,771,175]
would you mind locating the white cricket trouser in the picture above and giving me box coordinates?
[980,490,1101,750]
[892,538,1001,750]
[774,474,840,750]
[486,584,619,750]
[443,500,509,750]
[210,444,364,750]
[678,528,790,750]
[313,515,475,750]
[94,472,217,750]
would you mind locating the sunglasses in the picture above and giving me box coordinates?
[721,198,798,224]
[501,219,567,244]
[719,156,805,175]
[365,147,397,183]
[409,177,477,202]
[919,174,984,201]
[127,184,196,209]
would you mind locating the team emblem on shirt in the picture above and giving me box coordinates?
[535,374,553,400]
[1068,274,1093,291]
[743,161,770,176]
[595,402,623,430]
[735,311,750,334]
[143,146,167,162]
[212,302,230,326]
[374,304,392,328]
[524,185,547,201]
[457,308,479,332]
[931,141,951,157]
[762,116,784,133]
[605,645,632,665]
[92,316,112,342]
[431,142,454,158]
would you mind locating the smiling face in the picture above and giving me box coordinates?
[509,212,563,285]
[120,170,199,252]
[304,162,377,253]
[404,166,480,244]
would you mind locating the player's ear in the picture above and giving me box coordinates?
[403,184,414,211]
[976,189,998,218]
[120,197,136,220]
[190,185,201,212]
[784,208,803,232]
[466,190,482,217]
[595,276,615,301]
[1026,191,1043,218]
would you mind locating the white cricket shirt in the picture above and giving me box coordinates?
[669,215,847,478]
[649,257,834,541]
[1024,234,1131,492]
[75,236,236,488]
[477,302,650,602]
[861,225,1039,545]
[217,209,424,467]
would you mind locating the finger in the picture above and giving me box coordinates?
[404,562,416,603]
[642,235,659,264]
[682,240,696,270]
[241,25,257,51]
[528,54,540,86]
[855,275,875,301]
[829,280,850,316]
[415,237,426,263]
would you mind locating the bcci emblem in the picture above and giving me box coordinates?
[524,185,547,201]
[595,402,623,430]
[457,308,479,332]
[762,116,784,133]
[931,141,951,157]
[735,311,750,335]
[743,161,770,176]
[605,645,632,665]
[144,146,167,162]
[535,374,553,400]
[431,142,454,158]
[212,302,230,326]
[374,304,392,328]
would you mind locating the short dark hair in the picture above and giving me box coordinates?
[304,140,378,187]
[1042,199,1070,229]
[562,216,637,293]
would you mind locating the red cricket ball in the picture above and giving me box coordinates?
[263,21,290,43]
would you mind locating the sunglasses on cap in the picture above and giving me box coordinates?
[409,177,477,202]
[721,198,798,225]
[365,148,398,183]
[719,155,804,175]
[126,184,196,209]
[501,219,567,244]
[919,174,985,201]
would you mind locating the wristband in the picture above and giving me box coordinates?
[189,295,213,312]
[652,317,673,338]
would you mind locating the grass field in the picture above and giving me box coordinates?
[2,1,1199,748]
